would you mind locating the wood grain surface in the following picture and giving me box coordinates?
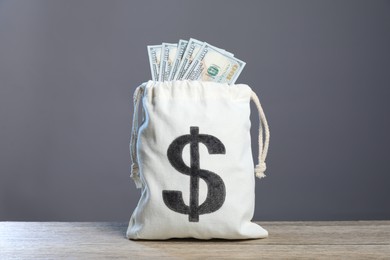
[1,221,389,259]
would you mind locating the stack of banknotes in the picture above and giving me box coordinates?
[147,38,246,84]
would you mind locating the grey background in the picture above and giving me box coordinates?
[0,0,389,221]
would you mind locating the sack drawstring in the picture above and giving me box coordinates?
[250,91,270,179]
[130,83,146,188]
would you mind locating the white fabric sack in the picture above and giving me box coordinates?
[127,80,270,240]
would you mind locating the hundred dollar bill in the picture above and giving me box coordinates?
[168,40,188,81]
[147,45,162,81]
[173,38,204,80]
[158,43,177,81]
[182,43,246,84]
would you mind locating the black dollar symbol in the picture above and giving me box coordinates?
[163,126,226,222]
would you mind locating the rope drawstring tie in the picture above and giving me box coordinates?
[250,91,270,179]
[254,162,267,179]
[129,83,146,188]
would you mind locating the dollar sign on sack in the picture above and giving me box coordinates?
[163,126,226,222]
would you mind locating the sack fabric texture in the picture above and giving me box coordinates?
[127,80,270,240]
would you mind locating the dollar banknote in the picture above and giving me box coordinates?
[173,38,204,80]
[147,45,162,81]
[182,43,246,84]
[168,40,188,81]
[147,38,245,84]
[158,43,177,81]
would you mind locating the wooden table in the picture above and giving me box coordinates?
[1,221,389,259]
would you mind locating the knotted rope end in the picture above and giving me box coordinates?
[255,162,267,179]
